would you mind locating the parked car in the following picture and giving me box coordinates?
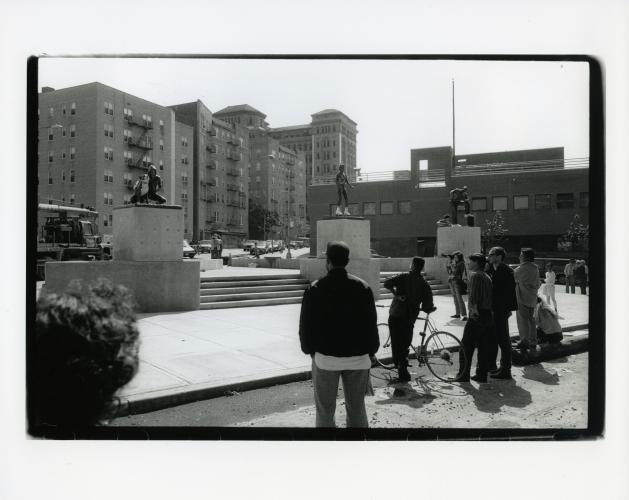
[196,240,213,254]
[250,241,266,255]
[289,240,302,249]
[183,239,196,259]
[243,240,257,252]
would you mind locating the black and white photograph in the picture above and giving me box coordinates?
[3,2,628,500]
[29,56,599,436]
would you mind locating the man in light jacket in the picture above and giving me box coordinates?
[514,248,540,352]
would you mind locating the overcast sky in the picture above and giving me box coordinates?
[39,58,589,172]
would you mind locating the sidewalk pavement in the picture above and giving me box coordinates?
[116,284,589,417]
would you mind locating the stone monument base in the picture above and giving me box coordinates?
[437,226,481,258]
[45,260,200,312]
[317,217,371,260]
[299,258,381,301]
[197,254,223,271]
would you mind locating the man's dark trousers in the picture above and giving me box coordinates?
[459,310,493,379]
[388,316,414,367]
[487,312,512,371]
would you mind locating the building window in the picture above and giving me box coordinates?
[181,137,188,147]
[104,147,113,160]
[70,194,75,204]
[70,102,76,115]
[104,169,113,183]
[492,196,508,211]
[398,201,411,214]
[70,125,76,138]
[159,139,164,151]
[159,120,164,135]
[103,192,113,206]
[70,147,76,160]
[579,192,589,208]
[213,211,219,222]
[557,193,575,209]
[48,152,54,163]
[103,125,112,138]
[513,195,529,210]
[123,129,131,142]
[49,107,54,117]
[104,102,114,115]
[61,170,66,182]
[48,172,53,185]
[123,107,133,121]
[159,160,164,171]
[48,129,54,141]
[181,155,188,165]
[380,201,394,215]
[109,215,113,227]
[418,159,428,171]
[62,127,66,137]
[471,197,487,211]
[534,194,551,210]
[70,170,75,182]
[363,202,376,215]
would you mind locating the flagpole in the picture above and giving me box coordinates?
[452,78,456,170]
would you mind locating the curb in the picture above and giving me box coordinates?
[116,323,588,418]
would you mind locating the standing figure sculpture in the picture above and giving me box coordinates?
[334,164,354,216]
[131,164,166,204]
[449,186,470,225]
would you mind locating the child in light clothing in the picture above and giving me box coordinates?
[542,262,557,312]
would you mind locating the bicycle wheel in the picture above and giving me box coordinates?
[373,322,396,369]
[421,331,467,382]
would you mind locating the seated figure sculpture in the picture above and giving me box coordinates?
[449,186,470,225]
[130,164,166,204]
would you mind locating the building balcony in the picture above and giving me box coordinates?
[207,128,217,137]
[226,183,240,192]
[229,136,240,146]
[207,161,218,170]
[228,151,242,161]
[206,144,218,153]
[226,200,240,207]
[226,168,240,177]
[127,137,152,150]
[125,116,153,129]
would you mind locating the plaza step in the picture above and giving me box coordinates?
[379,271,451,297]
[199,296,304,310]
[199,273,308,309]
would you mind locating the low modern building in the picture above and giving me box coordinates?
[37,82,194,236]
[307,146,590,257]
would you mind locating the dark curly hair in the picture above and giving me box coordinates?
[33,279,140,426]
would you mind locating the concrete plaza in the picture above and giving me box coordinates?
[116,269,589,416]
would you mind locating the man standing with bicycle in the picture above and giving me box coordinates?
[298,241,380,428]
[383,257,436,382]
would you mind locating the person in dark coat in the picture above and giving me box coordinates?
[298,241,379,427]
[486,246,518,380]
[383,257,436,382]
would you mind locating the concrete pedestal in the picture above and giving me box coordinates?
[113,204,183,261]
[317,217,371,259]
[437,226,481,257]
[198,254,223,271]
[299,258,381,300]
[45,204,200,312]
[44,260,200,312]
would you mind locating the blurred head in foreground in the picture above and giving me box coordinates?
[33,279,140,427]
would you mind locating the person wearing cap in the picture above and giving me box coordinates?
[383,257,436,382]
[457,253,493,383]
[298,241,379,428]
[486,247,518,380]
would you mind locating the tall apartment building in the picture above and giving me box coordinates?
[37,82,194,236]
[214,105,308,240]
[270,109,358,186]
[169,101,250,246]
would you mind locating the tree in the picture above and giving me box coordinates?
[481,210,509,253]
[248,202,280,240]
[564,214,589,251]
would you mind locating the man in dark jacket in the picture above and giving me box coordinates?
[299,241,379,428]
[486,247,518,380]
[383,257,435,382]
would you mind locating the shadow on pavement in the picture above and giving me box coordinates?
[522,365,560,385]
[375,383,437,409]
[461,380,533,414]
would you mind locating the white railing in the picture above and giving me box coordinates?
[311,170,411,185]
[453,157,589,176]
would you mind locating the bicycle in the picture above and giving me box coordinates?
[373,306,468,383]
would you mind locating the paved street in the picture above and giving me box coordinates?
[115,280,588,416]
[112,350,588,428]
